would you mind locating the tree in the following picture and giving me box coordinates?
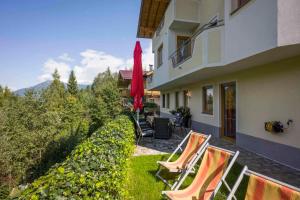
[42,69,66,112]
[0,85,3,106]
[91,67,115,96]
[0,86,15,107]
[88,68,121,132]
[67,70,79,96]
[0,68,122,198]
[3,86,12,98]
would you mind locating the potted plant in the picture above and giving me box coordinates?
[170,106,192,128]
[143,102,158,117]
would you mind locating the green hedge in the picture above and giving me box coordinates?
[18,115,135,200]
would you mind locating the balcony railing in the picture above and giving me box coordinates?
[170,19,224,68]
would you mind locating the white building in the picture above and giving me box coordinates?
[137,0,300,169]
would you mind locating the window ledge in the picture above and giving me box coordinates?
[201,112,213,116]
[230,0,251,15]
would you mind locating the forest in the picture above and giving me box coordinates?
[0,68,122,198]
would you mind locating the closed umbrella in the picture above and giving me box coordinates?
[130,41,144,122]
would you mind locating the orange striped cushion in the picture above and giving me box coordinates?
[165,146,231,200]
[245,174,300,200]
[175,133,206,168]
[162,133,206,171]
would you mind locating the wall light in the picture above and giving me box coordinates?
[186,90,192,97]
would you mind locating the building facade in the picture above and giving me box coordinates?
[137,0,300,169]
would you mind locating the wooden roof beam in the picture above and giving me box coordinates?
[137,0,170,38]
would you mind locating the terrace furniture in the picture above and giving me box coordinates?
[154,117,172,139]
[134,119,155,145]
[156,131,211,190]
[162,146,240,200]
[227,166,300,200]
[171,113,186,135]
[173,112,182,126]
[139,118,153,130]
[146,115,155,127]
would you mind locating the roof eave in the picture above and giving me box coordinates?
[136,0,170,38]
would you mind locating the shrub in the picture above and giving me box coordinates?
[0,185,9,200]
[143,102,158,108]
[18,115,135,200]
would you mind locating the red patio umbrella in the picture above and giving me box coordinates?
[130,41,144,120]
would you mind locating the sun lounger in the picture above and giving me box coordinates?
[227,166,300,200]
[162,146,239,200]
[156,131,211,189]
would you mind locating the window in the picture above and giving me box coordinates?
[162,94,165,108]
[202,86,213,115]
[231,0,251,14]
[183,90,188,107]
[166,93,170,109]
[175,91,179,108]
[177,36,191,63]
[157,44,163,67]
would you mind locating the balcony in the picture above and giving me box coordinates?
[152,0,200,51]
[168,19,224,81]
[170,19,224,68]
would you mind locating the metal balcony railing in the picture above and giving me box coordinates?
[170,19,224,68]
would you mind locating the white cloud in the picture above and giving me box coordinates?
[38,59,71,82]
[142,42,154,70]
[38,42,154,85]
[74,49,125,84]
[58,53,74,62]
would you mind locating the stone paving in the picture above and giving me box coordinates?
[134,134,182,156]
[134,133,300,188]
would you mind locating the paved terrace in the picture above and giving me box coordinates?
[134,133,300,188]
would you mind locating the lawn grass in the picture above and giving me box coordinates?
[127,154,249,200]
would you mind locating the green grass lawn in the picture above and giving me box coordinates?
[127,154,249,200]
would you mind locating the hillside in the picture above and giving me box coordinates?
[15,81,88,96]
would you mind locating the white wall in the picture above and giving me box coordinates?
[224,0,278,64]
[151,1,174,88]
[150,0,300,91]
[175,0,199,22]
[237,57,300,148]
[166,56,300,149]
[277,0,300,46]
[198,0,225,25]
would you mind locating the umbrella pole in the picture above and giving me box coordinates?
[137,108,140,123]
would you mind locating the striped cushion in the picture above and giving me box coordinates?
[165,146,231,200]
[159,132,206,171]
[245,174,300,200]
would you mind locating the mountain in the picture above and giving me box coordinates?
[15,81,89,96]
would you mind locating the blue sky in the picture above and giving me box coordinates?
[0,0,153,90]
